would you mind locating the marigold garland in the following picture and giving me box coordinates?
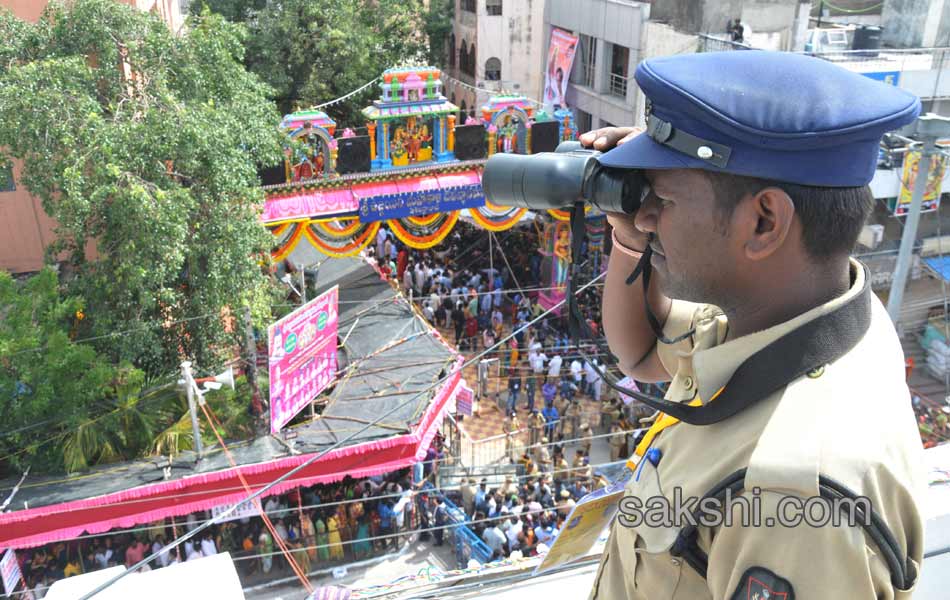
[388,211,459,249]
[305,220,380,257]
[406,213,441,227]
[548,205,590,222]
[270,222,306,261]
[469,205,527,232]
[313,217,363,239]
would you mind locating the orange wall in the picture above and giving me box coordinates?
[0,162,58,273]
[2,0,183,29]
[0,0,182,273]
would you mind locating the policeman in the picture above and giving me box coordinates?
[582,51,924,599]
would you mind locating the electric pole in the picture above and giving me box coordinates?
[243,306,263,418]
[887,114,950,326]
[180,361,204,457]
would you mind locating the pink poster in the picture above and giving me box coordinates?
[456,383,473,417]
[543,28,578,113]
[268,286,339,434]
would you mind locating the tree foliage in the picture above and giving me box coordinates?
[0,268,261,476]
[0,268,141,473]
[195,0,449,125]
[0,0,286,377]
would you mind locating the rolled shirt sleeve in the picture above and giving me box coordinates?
[655,299,701,377]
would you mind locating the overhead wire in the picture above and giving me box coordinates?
[199,400,313,593]
[76,269,608,600]
[2,430,630,543]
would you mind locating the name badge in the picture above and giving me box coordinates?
[533,472,631,575]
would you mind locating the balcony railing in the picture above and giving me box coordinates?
[608,72,628,99]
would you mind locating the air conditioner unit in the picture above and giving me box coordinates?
[858,224,885,249]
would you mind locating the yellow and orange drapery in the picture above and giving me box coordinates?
[268,218,379,260]
[469,201,527,232]
[387,211,460,250]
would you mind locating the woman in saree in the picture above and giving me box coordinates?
[299,512,317,561]
[258,530,274,573]
[353,516,372,559]
[326,511,345,560]
[314,514,330,562]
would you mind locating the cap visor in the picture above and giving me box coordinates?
[596,132,692,171]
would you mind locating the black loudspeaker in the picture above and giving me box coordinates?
[530,121,560,153]
[258,163,287,186]
[336,136,371,174]
[454,124,487,160]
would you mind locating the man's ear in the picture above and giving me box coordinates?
[742,187,795,261]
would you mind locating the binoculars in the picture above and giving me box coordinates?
[481,141,648,214]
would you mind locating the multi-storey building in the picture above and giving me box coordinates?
[445,0,547,119]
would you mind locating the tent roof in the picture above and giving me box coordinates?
[0,258,460,549]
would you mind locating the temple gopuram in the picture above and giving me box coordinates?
[261,65,597,265]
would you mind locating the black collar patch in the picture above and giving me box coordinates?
[730,567,795,600]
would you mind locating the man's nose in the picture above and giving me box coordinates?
[635,193,660,235]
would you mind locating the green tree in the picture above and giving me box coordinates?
[0,268,261,475]
[0,268,141,474]
[190,0,268,22]
[205,0,430,124]
[424,0,454,67]
[0,0,286,377]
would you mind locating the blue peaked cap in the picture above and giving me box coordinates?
[598,51,922,187]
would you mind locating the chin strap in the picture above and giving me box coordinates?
[565,203,873,427]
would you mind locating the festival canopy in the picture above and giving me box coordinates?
[0,258,461,550]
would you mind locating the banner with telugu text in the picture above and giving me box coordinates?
[358,184,484,222]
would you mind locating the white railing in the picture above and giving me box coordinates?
[608,73,628,99]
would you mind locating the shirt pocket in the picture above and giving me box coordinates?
[621,464,682,600]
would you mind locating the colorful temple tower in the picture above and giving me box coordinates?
[280,109,338,182]
[362,67,459,171]
[481,95,534,155]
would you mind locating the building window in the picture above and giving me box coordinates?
[462,0,476,12]
[448,33,456,67]
[485,57,501,81]
[0,163,13,192]
[571,34,597,88]
[467,43,476,77]
[459,42,468,76]
[486,0,502,15]
[575,109,592,135]
[608,44,629,98]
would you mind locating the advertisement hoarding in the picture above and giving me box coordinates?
[543,28,579,113]
[268,286,340,434]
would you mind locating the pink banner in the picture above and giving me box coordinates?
[268,286,340,434]
[456,383,473,417]
[262,189,358,224]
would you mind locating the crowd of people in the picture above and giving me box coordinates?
[363,221,662,563]
[13,454,450,597]
[19,221,644,596]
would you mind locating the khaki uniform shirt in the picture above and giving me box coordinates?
[460,483,476,514]
[590,261,924,600]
